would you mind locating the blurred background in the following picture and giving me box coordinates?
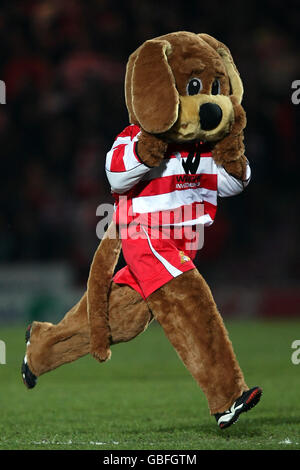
[0,0,299,325]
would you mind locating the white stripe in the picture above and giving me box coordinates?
[105,147,114,171]
[163,213,213,227]
[106,164,150,194]
[106,140,132,172]
[111,135,132,146]
[123,135,140,171]
[244,163,251,183]
[217,163,251,197]
[217,403,243,426]
[105,134,139,172]
[142,227,182,278]
[132,187,217,214]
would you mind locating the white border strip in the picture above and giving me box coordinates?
[142,227,182,278]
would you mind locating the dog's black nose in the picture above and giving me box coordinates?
[199,103,223,130]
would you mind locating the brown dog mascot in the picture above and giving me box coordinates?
[22,32,262,429]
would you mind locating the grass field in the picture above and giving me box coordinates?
[1,318,300,450]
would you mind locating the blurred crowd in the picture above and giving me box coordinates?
[0,0,299,286]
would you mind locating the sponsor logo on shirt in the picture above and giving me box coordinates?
[179,250,191,263]
[182,151,201,175]
[176,174,201,189]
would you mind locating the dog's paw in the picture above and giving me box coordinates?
[212,132,244,165]
[91,346,112,363]
[136,130,168,167]
[222,155,248,180]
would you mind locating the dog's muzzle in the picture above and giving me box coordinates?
[199,103,223,131]
[165,94,234,143]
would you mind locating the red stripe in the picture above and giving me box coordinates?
[198,152,212,158]
[113,197,216,226]
[128,174,217,198]
[200,174,217,190]
[117,124,140,140]
[110,144,126,172]
[203,200,217,220]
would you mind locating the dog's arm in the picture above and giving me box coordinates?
[106,127,167,195]
[211,96,248,181]
[87,221,121,363]
[136,130,168,167]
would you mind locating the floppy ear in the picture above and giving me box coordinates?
[125,49,139,125]
[198,34,244,104]
[127,39,179,134]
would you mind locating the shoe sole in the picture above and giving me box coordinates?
[219,386,263,430]
[21,324,37,389]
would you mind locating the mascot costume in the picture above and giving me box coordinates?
[22,32,262,429]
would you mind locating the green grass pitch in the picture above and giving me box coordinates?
[0,319,300,450]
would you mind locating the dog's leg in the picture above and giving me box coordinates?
[25,283,152,378]
[25,294,90,378]
[146,268,248,415]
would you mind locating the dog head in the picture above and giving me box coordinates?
[125,31,243,143]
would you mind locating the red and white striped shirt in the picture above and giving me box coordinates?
[105,124,250,228]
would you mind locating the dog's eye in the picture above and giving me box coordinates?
[187,78,202,96]
[211,79,220,95]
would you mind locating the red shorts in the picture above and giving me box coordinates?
[113,225,198,299]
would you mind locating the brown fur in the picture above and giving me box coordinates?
[167,94,234,143]
[136,130,168,167]
[199,34,244,104]
[25,31,252,415]
[130,39,179,134]
[211,96,247,179]
[27,283,152,377]
[125,31,247,176]
[147,270,248,414]
[87,221,121,362]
